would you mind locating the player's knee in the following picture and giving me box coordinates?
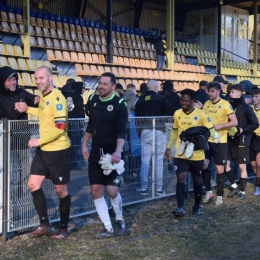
[55,186,68,198]
[27,180,37,192]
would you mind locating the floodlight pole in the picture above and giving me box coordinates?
[217,2,222,75]
[106,0,113,64]
[23,0,30,58]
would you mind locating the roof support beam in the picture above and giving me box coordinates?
[253,0,257,76]
[217,2,222,75]
[106,0,113,63]
[133,0,145,29]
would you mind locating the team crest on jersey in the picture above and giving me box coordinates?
[107,105,113,111]
[193,116,199,121]
[45,100,50,106]
[207,116,211,122]
[56,104,63,111]
[218,105,222,109]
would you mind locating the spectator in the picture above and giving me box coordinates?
[124,83,139,115]
[239,80,253,104]
[196,80,209,105]
[213,75,228,99]
[154,31,166,71]
[159,80,181,108]
[115,83,124,98]
[137,82,148,98]
[135,80,178,195]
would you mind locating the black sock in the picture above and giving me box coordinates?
[176,183,185,208]
[202,169,211,191]
[225,169,235,185]
[239,178,247,192]
[255,177,260,188]
[194,183,202,207]
[217,173,225,196]
[31,188,49,224]
[59,194,71,229]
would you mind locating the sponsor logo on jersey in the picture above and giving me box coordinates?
[56,104,63,111]
[56,97,60,101]
[107,105,113,111]
[46,100,50,106]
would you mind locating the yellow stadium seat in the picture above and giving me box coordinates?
[17,58,28,70]
[53,75,61,88]
[26,60,37,71]
[0,56,8,67]
[8,57,18,69]
[22,73,33,86]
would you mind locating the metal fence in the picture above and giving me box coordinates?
[0,117,256,238]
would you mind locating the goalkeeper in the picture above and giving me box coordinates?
[82,72,128,239]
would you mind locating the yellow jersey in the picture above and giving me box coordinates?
[27,88,70,151]
[252,105,260,136]
[173,107,213,161]
[203,99,234,143]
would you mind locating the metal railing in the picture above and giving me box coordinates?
[0,117,256,239]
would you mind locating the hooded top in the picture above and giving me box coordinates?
[159,80,181,108]
[123,90,139,115]
[0,66,36,120]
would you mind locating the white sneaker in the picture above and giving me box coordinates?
[184,142,195,159]
[177,140,188,156]
[213,131,220,144]
[215,196,223,206]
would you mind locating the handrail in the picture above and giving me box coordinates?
[221,47,249,62]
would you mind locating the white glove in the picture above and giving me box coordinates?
[99,153,125,175]
[213,131,220,144]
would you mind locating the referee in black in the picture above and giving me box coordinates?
[82,72,128,239]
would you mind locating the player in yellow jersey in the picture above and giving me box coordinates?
[15,66,71,239]
[250,88,260,196]
[202,81,238,206]
[165,89,214,217]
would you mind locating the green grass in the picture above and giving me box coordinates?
[1,183,260,260]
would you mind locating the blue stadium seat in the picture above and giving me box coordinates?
[14,6,22,15]
[89,20,95,27]
[138,29,143,35]
[68,16,73,24]
[7,5,14,13]
[85,19,89,27]
[79,18,85,26]
[74,18,79,25]
[30,9,35,17]
[147,31,151,37]
[43,12,49,20]
[61,15,67,23]
[134,28,139,35]
[100,22,105,29]
[143,30,147,37]
[0,4,6,12]
[129,28,134,34]
[125,27,129,33]
[95,21,100,28]
[112,24,116,31]
[36,10,42,19]
[115,25,120,32]
[54,14,61,22]
[120,26,125,33]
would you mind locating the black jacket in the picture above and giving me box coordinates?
[0,66,36,120]
[196,89,209,105]
[61,83,85,118]
[135,90,178,117]
[229,98,259,146]
[179,126,210,151]
[154,38,166,56]
[159,89,181,108]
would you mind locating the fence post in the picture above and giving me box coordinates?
[151,118,156,197]
[0,118,8,242]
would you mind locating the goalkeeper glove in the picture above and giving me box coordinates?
[99,153,125,175]
[213,131,220,144]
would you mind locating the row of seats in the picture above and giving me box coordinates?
[18,72,82,88]
[0,43,25,57]
[175,41,200,51]
[75,64,200,82]
[221,67,253,77]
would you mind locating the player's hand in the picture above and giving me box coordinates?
[111,151,121,164]
[34,96,40,104]
[82,145,89,162]
[28,138,39,148]
[14,102,28,112]
[164,148,171,160]
[213,124,222,131]
[194,100,203,109]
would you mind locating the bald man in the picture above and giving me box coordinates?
[135,80,178,195]
[15,66,71,239]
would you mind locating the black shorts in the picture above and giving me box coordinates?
[204,149,212,160]
[249,135,260,161]
[88,148,121,187]
[30,147,71,184]
[228,142,249,164]
[208,142,228,166]
[174,158,204,176]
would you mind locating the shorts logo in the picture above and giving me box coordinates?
[56,104,63,111]
[244,158,246,161]
[174,165,177,171]
[107,105,113,111]
[59,177,63,181]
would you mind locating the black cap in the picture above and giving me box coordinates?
[66,78,76,85]
[213,75,228,84]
